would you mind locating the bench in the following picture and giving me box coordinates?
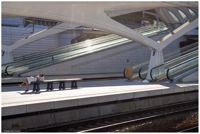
[32,78,82,92]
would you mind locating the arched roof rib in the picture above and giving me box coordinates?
[161,8,180,24]
[164,7,185,23]
[2,2,198,51]
[177,7,194,19]
[168,10,181,23]
[105,7,154,17]
[178,9,188,22]
[157,8,171,24]
[188,8,196,16]
[188,7,198,15]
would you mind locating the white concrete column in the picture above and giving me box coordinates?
[2,51,14,64]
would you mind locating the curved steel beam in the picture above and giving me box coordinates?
[159,16,198,50]
[2,2,198,51]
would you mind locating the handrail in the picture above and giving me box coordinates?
[164,46,198,62]
[130,42,197,73]
[6,39,131,72]
[9,39,132,76]
[13,34,119,61]
[163,50,198,69]
[139,50,198,81]
[5,66,9,75]
[150,64,165,81]
[11,33,116,62]
[138,66,148,80]
[4,36,127,69]
[166,56,198,81]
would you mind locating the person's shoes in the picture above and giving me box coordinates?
[25,89,29,92]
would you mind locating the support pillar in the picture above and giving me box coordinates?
[2,51,14,64]
[156,8,160,28]
[143,50,165,82]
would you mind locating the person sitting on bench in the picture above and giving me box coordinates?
[19,73,44,92]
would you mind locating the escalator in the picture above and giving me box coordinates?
[166,56,198,82]
[2,22,171,77]
[139,49,198,81]
[124,42,198,81]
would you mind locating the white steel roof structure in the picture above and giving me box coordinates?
[2,1,198,81]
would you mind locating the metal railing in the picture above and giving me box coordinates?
[150,49,198,80]
[138,50,198,81]
[166,56,198,82]
[124,42,198,79]
[150,64,165,81]
[138,67,147,80]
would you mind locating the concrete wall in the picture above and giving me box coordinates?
[2,17,24,27]
[59,33,80,46]
[180,71,198,82]
[2,85,198,131]
[2,26,61,58]
[20,32,187,77]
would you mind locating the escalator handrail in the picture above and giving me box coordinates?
[13,34,118,61]
[13,39,133,76]
[164,46,198,62]
[150,50,198,81]
[11,39,132,76]
[131,42,197,73]
[138,66,148,80]
[150,63,165,81]
[166,56,198,81]
[139,50,198,80]
[5,36,126,69]
[5,66,10,75]
[6,38,131,71]
[165,50,198,64]
[9,45,195,74]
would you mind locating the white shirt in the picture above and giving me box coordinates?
[37,75,44,82]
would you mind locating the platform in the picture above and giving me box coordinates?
[2,79,198,116]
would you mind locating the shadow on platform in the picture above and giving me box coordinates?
[17,88,81,95]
